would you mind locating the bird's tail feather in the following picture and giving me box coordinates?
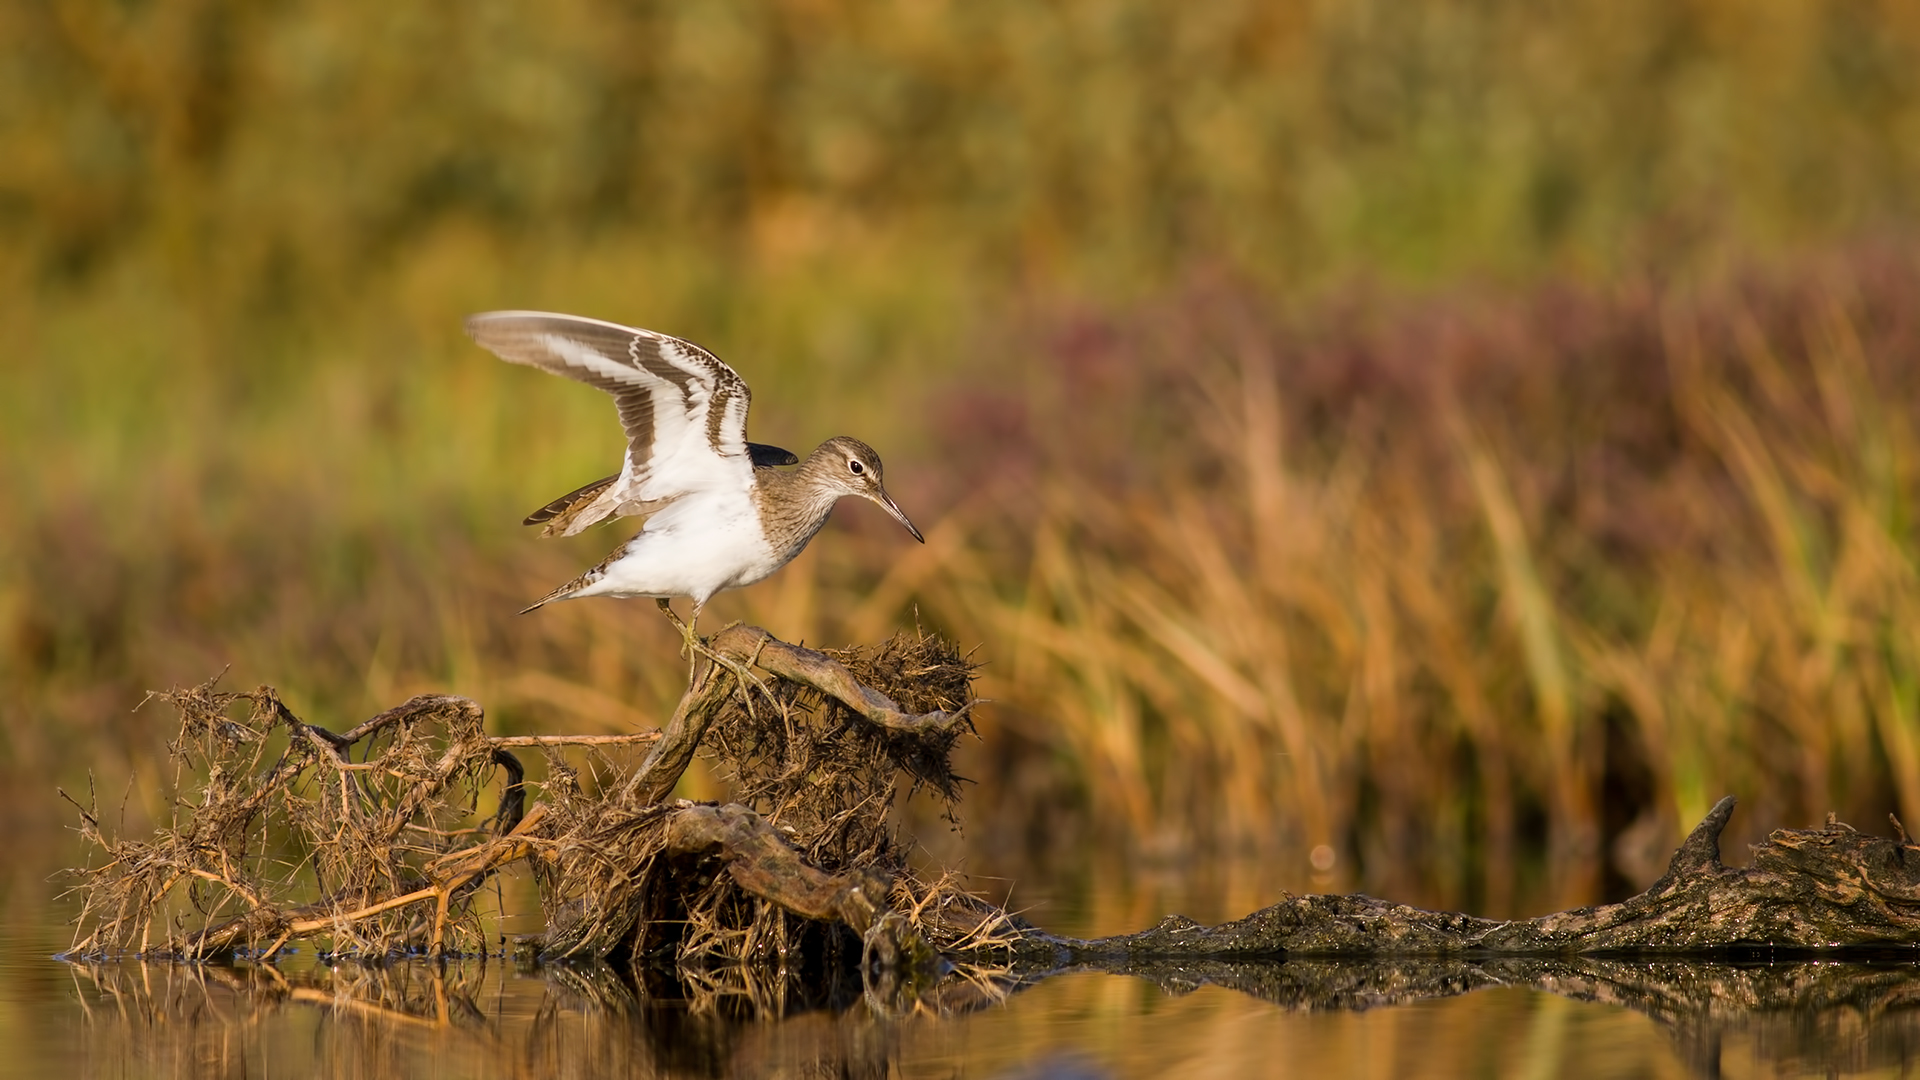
[518,571,596,614]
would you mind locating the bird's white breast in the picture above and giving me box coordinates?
[588,486,788,604]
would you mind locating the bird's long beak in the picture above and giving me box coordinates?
[870,489,926,543]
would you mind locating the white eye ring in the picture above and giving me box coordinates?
[848,458,865,475]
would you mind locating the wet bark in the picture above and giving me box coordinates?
[658,801,939,979]
[1044,796,1920,961]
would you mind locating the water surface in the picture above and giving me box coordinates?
[8,839,1918,1078]
[11,922,1920,1077]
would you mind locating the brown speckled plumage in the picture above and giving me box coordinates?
[751,437,899,565]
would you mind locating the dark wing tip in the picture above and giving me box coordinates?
[747,442,800,467]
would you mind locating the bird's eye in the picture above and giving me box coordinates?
[848,458,866,475]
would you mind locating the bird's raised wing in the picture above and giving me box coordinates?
[466,311,757,533]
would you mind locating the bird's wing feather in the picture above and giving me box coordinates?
[466,312,756,513]
[523,474,619,528]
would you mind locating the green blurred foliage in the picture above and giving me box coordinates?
[5,0,1919,302]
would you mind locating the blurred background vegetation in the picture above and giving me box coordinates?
[5,0,1920,920]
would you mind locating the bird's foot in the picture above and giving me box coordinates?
[699,635,786,721]
[659,601,783,719]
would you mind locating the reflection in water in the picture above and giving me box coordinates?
[1109,953,1920,1078]
[35,952,1920,1079]
[55,957,1014,1079]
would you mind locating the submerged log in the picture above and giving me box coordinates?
[1050,796,1920,960]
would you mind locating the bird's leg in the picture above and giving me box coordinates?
[656,598,701,686]
[658,598,782,718]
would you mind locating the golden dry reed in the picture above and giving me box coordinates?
[6,1,1920,910]
[895,253,1920,911]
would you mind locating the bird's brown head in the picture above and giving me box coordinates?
[808,435,925,543]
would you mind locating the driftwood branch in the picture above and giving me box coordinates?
[706,625,979,734]
[621,668,739,805]
[664,803,890,929]
[659,802,939,976]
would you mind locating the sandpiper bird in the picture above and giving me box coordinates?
[465,311,924,652]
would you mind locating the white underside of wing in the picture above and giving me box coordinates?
[531,328,752,502]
